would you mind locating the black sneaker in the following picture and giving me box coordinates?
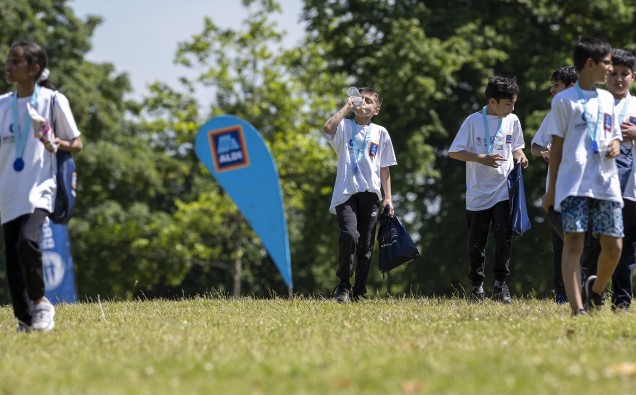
[493,283,513,304]
[555,292,568,305]
[470,288,485,302]
[334,285,351,303]
[352,293,367,302]
[581,275,604,311]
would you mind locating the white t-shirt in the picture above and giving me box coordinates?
[616,93,636,201]
[323,118,397,214]
[531,111,554,192]
[449,111,525,211]
[0,87,81,224]
[550,86,622,211]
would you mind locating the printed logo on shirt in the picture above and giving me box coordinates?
[506,134,512,144]
[369,142,379,158]
[347,139,354,151]
[208,125,250,172]
[9,123,14,133]
[603,113,612,132]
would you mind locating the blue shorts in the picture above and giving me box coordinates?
[560,196,624,238]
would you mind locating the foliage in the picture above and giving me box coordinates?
[300,0,636,295]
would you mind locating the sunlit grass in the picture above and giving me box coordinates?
[1,296,635,394]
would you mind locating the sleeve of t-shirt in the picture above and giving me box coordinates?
[449,116,471,153]
[531,112,552,147]
[550,95,568,139]
[511,116,525,151]
[52,93,81,140]
[379,128,397,168]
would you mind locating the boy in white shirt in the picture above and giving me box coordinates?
[449,76,528,303]
[580,48,636,310]
[322,87,397,303]
[542,37,624,315]
[530,66,577,304]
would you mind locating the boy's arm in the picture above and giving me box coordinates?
[512,148,529,168]
[531,143,549,157]
[448,150,506,168]
[542,136,563,212]
[323,98,354,136]
[380,166,394,216]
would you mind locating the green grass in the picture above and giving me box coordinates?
[1,296,636,394]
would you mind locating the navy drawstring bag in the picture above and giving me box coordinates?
[376,206,420,273]
[49,93,77,224]
[507,163,531,237]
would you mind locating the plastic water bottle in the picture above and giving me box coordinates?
[598,140,618,179]
[347,87,363,107]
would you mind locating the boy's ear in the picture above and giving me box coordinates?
[374,105,381,115]
[487,97,497,106]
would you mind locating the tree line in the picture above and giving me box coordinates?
[0,0,635,302]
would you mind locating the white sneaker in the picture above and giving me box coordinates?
[31,298,55,332]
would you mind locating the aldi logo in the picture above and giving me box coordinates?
[208,125,250,172]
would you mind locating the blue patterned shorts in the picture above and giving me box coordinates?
[560,196,624,238]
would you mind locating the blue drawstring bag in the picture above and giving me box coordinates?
[49,93,77,224]
[507,163,531,237]
[376,206,420,273]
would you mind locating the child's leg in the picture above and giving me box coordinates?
[593,235,622,295]
[335,196,360,287]
[550,226,565,295]
[352,192,380,297]
[490,200,511,283]
[590,199,624,297]
[611,199,636,307]
[559,196,590,313]
[466,207,493,287]
[562,232,585,312]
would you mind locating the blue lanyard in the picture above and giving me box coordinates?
[481,106,502,154]
[574,82,602,145]
[11,85,40,161]
[350,119,371,174]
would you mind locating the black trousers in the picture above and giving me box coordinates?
[335,192,380,296]
[581,199,636,307]
[3,209,48,325]
[465,200,511,286]
[550,224,566,294]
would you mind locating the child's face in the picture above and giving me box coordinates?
[4,46,38,85]
[352,92,381,117]
[488,97,516,117]
[607,64,634,98]
[590,53,613,84]
[550,80,569,96]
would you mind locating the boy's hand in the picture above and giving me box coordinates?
[516,154,529,169]
[621,121,636,141]
[382,199,394,216]
[607,139,621,158]
[478,153,505,168]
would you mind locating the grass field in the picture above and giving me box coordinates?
[1,296,635,394]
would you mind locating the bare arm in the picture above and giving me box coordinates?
[323,98,354,136]
[51,135,83,153]
[542,136,563,212]
[531,143,549,157]
[448,150,506,168]
[380,166,394,216]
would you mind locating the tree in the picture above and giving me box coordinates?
[300,0,636,296]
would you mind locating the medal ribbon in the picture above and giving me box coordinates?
[350,119,371,174]
[11,85,40,163]
[481,106,502,154]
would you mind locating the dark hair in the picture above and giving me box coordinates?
[612,48,636,71]
[10,40,54,89]
[358,87,382,107]
[484,76,518,101]
[572,37,611,71]
[551,66,577,86]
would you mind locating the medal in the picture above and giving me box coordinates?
[13,158,24,172]
[592,140,599,153]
